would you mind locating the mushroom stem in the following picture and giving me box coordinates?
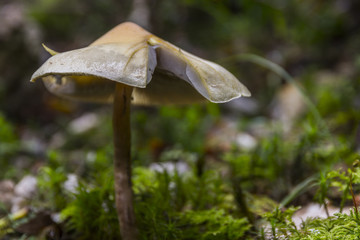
[112,83,138,240]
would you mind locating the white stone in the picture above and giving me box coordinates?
[149,161,189,175]
[63,174,79,194]
[14,175,37,198]
[292,203,351,227]
[69,113,99,134]
[236,133,257,150]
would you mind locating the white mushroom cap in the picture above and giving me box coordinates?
[31,22,250,105]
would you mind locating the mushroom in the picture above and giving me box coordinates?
[30,22,251,240]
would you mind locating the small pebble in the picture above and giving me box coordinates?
[14,175,37,198]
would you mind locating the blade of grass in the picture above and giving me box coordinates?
[279,175,318,208]
[220,54,330,137]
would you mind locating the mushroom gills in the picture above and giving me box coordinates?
[132,69,206,105]
[43,75,116,103]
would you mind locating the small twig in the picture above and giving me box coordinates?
[323,200,330,218]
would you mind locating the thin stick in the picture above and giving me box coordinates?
[350,172,359,218]
[323,200,330,218]
[113,83,137,240]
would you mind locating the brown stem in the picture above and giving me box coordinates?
[323,200,330,218]
[350,172,359,218]
[113,83,138,240]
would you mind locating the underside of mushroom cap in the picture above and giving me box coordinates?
[30,22,250,105]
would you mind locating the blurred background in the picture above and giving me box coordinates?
[1,0,360,239]
[2,0,360,123]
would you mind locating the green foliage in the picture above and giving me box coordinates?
[157,104,219,152]
[59,165,250,240]
[0,113,17,144]
[0,113,19,179]
[313,172,332,211]
[259,165,360,239]
[0,114,18,158]
[302,211,360,239]
[61,170,120,240]
[134,166,245,239]
[182,209,251,240]
[224,126,325,198]
[132,103,219,166]
[36,166,68,210]
[314,167,360,213]
[262,207,300,239]
[262,207,360,240]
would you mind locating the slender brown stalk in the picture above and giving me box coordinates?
[323,200,330,218]
[112,83,138,240]
[350,172,359,218]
